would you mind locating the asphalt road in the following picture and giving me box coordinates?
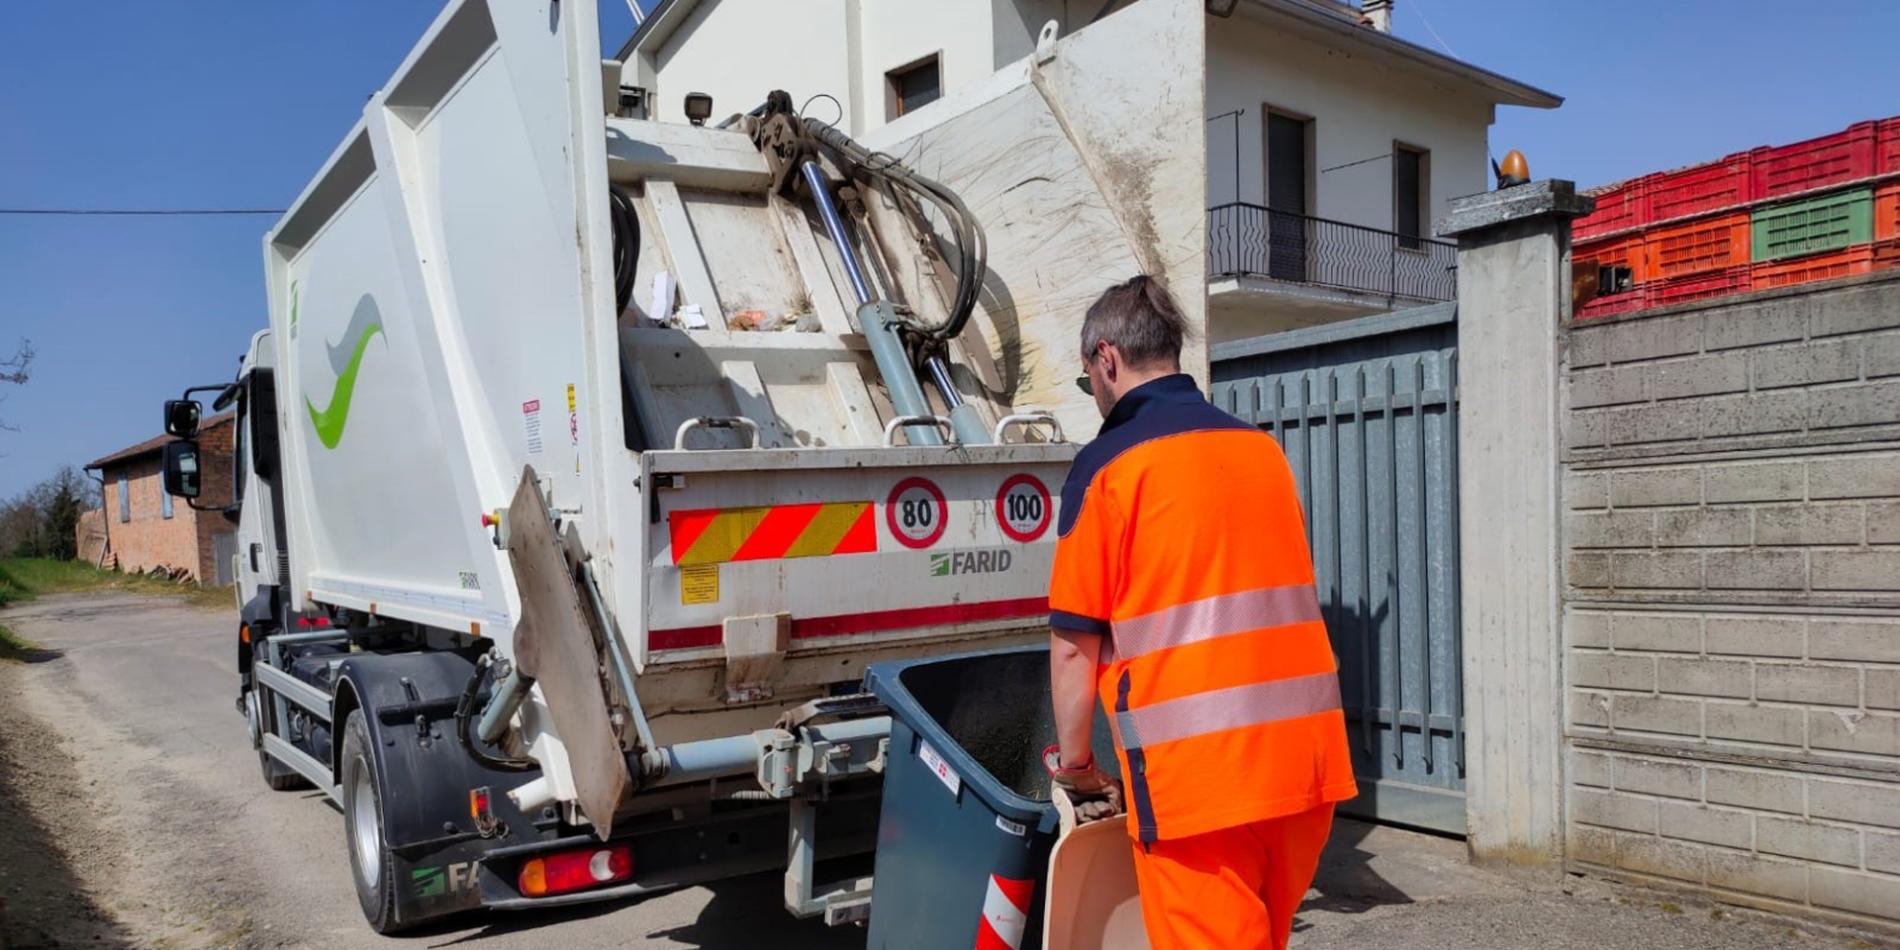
[0,593,866,949]
[1,592,1885,949]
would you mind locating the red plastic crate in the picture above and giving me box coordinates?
[1751,245,1875,290]
[1751,122,1878,199]
[1877,182,1900,241]
[1654,266,1751,307]
[1879,117,1900,176]
[1645,212,1750,281]
[1647,153,1752,224]
[1573,177,1647,241]
[1575,285,1656,321]
[1876,238,1900,272]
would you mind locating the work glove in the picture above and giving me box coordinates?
[1043,745,1123,825]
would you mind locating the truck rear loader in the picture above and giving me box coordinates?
[158,0,1205,933]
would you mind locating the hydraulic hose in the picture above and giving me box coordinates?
[455,654,536,773]
[802,118,987,347]
[609,186,638,317]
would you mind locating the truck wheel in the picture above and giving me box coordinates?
[245,681,311,791]
[341,709,403,933]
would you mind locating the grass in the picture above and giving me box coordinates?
[0,559,234,659]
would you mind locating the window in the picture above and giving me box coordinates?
[118,471,129,522]
[162,481,173,519]
[1394,143,1429,250]
[886,54,941,120]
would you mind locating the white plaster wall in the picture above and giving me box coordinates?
[852,2,999,130]
[643,0,854,128]
[1205,8,1493,236]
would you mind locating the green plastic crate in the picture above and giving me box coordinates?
[1752,188,1874,262]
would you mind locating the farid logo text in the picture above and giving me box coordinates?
[930,548,1014,577]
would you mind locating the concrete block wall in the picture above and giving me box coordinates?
[1561,272,1900,931]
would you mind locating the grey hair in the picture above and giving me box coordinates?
[1079,274,1188,369]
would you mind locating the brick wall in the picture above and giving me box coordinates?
[1561,272,1900,929]
[98,418,236,583]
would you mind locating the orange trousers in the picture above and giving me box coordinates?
[1129,802,1335,950]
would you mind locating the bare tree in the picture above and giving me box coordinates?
[0,338,32,433]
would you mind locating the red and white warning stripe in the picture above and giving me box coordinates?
[975,874,1034,950]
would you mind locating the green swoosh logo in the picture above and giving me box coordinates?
[304,321,383,449]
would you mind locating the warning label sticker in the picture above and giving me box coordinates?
[918,740,961,797]
[522,399,543,455]
[680,563,719,605]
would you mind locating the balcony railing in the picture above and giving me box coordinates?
[1207,203,1458,303]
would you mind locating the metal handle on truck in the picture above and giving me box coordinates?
[674,415,763,450]
[992,412,1065,444]
[882,415,957,447]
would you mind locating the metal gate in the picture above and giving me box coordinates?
[1210,303,1464,834]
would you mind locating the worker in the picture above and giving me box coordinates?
[1043,275,1358,950]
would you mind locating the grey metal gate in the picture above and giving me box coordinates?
[1210,303,1464,834]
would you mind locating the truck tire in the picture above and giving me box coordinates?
[244,680,311,791]
[341,709,403,934]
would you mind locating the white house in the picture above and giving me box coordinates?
[617,0,1558,344]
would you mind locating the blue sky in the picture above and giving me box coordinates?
[1,0,1893,499]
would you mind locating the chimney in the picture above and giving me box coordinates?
[1362,0,1393,32]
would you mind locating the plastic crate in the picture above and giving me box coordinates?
[1751,188,1874,261]
[1646,212,1750,281]
[1655,266,1751,307]
[1876,238,1900,273]
[1751,245,1875,290]
[1647,153,1752,224]
[1574,285,1656,321]
[1574,177,1647,241]
[1878,181,1900,241]
[1751,122,1877,199]
[1879,116,1900,176]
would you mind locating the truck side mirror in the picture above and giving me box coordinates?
[161,440,202,499]
[165,399,202,438]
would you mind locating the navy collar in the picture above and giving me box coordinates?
[1100,373,1203,434]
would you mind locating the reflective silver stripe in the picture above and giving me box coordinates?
[1114,671,1342,751]
[1110,584,1322,662]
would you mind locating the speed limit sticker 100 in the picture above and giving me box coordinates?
[886,477,948,549]
[995,473,1051,542]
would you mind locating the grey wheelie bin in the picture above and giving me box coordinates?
[862,646,1118,950]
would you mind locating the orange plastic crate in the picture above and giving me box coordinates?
[1574,233,1653,320]
[1879,117,1900,176]
[1647,154,1752,224]
[1655,266,1751,307]
[1645,212,1750,282]
[1876,238,1900,272]
[1574,178,1647,241]
[1751,245,1875,290]
[1751,122,1878,199]
[1878,182,1900,242]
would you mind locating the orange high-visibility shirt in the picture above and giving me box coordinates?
[1049,374,1357,843]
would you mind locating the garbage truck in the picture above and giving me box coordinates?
[156,0,1204,934]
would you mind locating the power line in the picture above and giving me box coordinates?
[0,208,284,216]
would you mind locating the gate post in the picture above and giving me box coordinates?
[1436,181,1592,864]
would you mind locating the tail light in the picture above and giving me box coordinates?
[517,844,633,898]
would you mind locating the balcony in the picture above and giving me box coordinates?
[1206,203,1457,340]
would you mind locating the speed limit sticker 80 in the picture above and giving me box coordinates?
[886,477,948,549]
[995,473,1052,542]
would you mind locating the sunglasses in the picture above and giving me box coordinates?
[1076,348,1099,396]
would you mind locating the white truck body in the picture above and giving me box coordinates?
[259,0,1204,835]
